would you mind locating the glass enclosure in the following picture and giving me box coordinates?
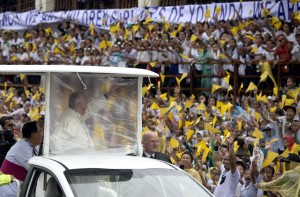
[48,73,138,155]
[65,168,212,197]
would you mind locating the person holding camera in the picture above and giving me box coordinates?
[0,116,17,166]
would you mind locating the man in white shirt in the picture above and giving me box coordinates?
[50,91,111,154]
[213,137,240,197]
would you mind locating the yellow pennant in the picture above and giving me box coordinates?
[190,35,198,42]
[215,6,221,15]
[170,31,177,37]
[252,128,264,138]
[160,73,165,84]
[211,84,222,93]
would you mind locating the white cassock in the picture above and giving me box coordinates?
[50,95,106,154]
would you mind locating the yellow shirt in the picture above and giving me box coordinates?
[184,168,202,184]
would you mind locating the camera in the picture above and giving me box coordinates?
[0,129,15,144]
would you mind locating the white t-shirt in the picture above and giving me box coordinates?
[213,165,240,197]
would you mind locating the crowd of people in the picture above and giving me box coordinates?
[0,4,300,197]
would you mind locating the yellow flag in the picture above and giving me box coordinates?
[89,23,95,36]
[270,107,277,113]
[245,35,256,41]
[267,138,279,145]
[256,91,262,101]
[149,62,157,67]
[211,84,222,93]
[239,82,244,94]
[196,102,206,111]
[231,26,239,36]
[220,53,227,59]
[272,17,282,30]
[205,9,211,20]
[167,113,173,121]
[224,74,230,84]
[5,92,14,103]
[220,104,228,116]
[143,16,152,24]
[246,82,257,92]
[169,138,179,149]
[250,46,258,53]
[180,73,188,82]
[259,95,268,103]
[262,151,278,168]
[164,22,170,31]
[24,32,32,39]
[216,100,224,109]
[44,28,52,36]
[32,91,40,101]
[142,87,148,97]
[291,0,300,4]
[176,152,184,160]
[148,24,154,31]
[29,106,40,121]
[281,148,289,158]
[157,75,165,87]
[185,100,193,109]
[169,96,176,102]
[19,74,25,81]
[144,33,149,40]
[160,108,168,116]
[177,23,183,31]
[39,87,45,94]
[190,35,198,42]
[185,121,193,128]
[224,129,230,137]
[202,148,211,163]
[212,116,217,127]
[252,128,264,138]
[273,87,278,95]
[132,25,140,34]
[227,85,233,93]
[11,56,18,61]
[254,111,261,122]
[254,137,259,148]
[237,121,242,130]
[150,102,159,110]
[110,24,119,34]
[219,40,226,45]
[287,88,300,100]
[215,6,221,15]
[159,93,167,100]
[234,141,239,153]
[25,90,30,98]
[178,120,182,128]
[170,31,177,37]
[262,8,271,17]
[285,99,295,106]
[294,12,300,21]
[186,129,194,141]
[175,77,181,86]
[180,53,189,60]
[259,71,268,82]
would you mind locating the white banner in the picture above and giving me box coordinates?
[0,1,299,30]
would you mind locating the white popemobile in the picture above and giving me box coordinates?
[0,65,213,197]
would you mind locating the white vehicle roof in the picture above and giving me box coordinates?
[29,154,175,170]
[0,65,158,77]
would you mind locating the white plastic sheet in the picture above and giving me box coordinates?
[48,73,138,155]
